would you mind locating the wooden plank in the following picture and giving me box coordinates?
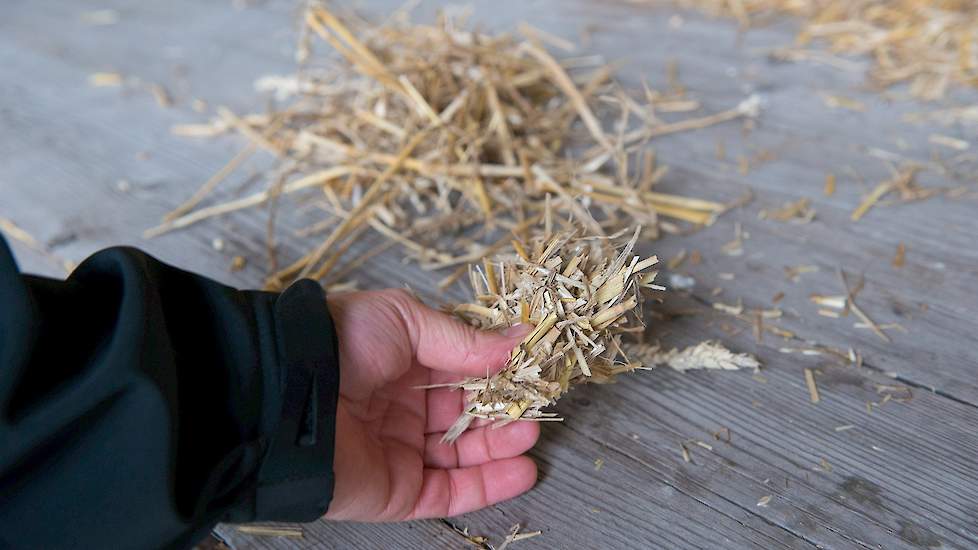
[222,420,824,549]
[628,186,978,404]
[296,238,978,549]
[2,1,978,549]
[214,238,978,549]
[571,298,978,549]
[510,0,978,403]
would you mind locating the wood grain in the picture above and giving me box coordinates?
[2,0,977,548]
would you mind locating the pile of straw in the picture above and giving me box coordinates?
[148,5,757,289]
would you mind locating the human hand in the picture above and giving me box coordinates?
[323,289,539,521]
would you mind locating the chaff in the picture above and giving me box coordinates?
[639,340,761,371]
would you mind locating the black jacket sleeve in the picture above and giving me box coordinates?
[0,236,340,549]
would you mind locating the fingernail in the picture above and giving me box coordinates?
[502,323,530,337]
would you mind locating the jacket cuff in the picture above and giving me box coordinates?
[254,279,340,522]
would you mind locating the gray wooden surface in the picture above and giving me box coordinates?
[3,0,977,549]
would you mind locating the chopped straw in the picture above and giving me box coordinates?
[440,226,663,442]
[439,225,760,442]
[148,5,754,289]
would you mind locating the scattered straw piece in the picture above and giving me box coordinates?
[235,525,303,538]
[759,198,815,224]
[876,383,913,403]
[448,522,541,549]
[446,523,489,547]
[838,269,891,343]
[498,524,542,550]
[892,243,906,268]
[810,294,847,310]
[850,167,920,222]
[928,134,970,151]
[88,72,123,87]
[713,300,744,315]
[713,427,732,442]
[851,181,893,222]
[721,222,746,256]
[823,173,836,196]
[785,264,818,282]
[0,217,76,274]
[666,248,688,270]
[148,83,173,108]
[819,92,865,112]
[0,217,43,250]
[804,368,820,404]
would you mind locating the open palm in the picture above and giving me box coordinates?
[323,289,539,521]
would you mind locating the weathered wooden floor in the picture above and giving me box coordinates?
[2,1,977,548]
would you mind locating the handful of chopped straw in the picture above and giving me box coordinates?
[148,5,753,289]
[441,226,662,442]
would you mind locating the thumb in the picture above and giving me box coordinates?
[388,290,531,377]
